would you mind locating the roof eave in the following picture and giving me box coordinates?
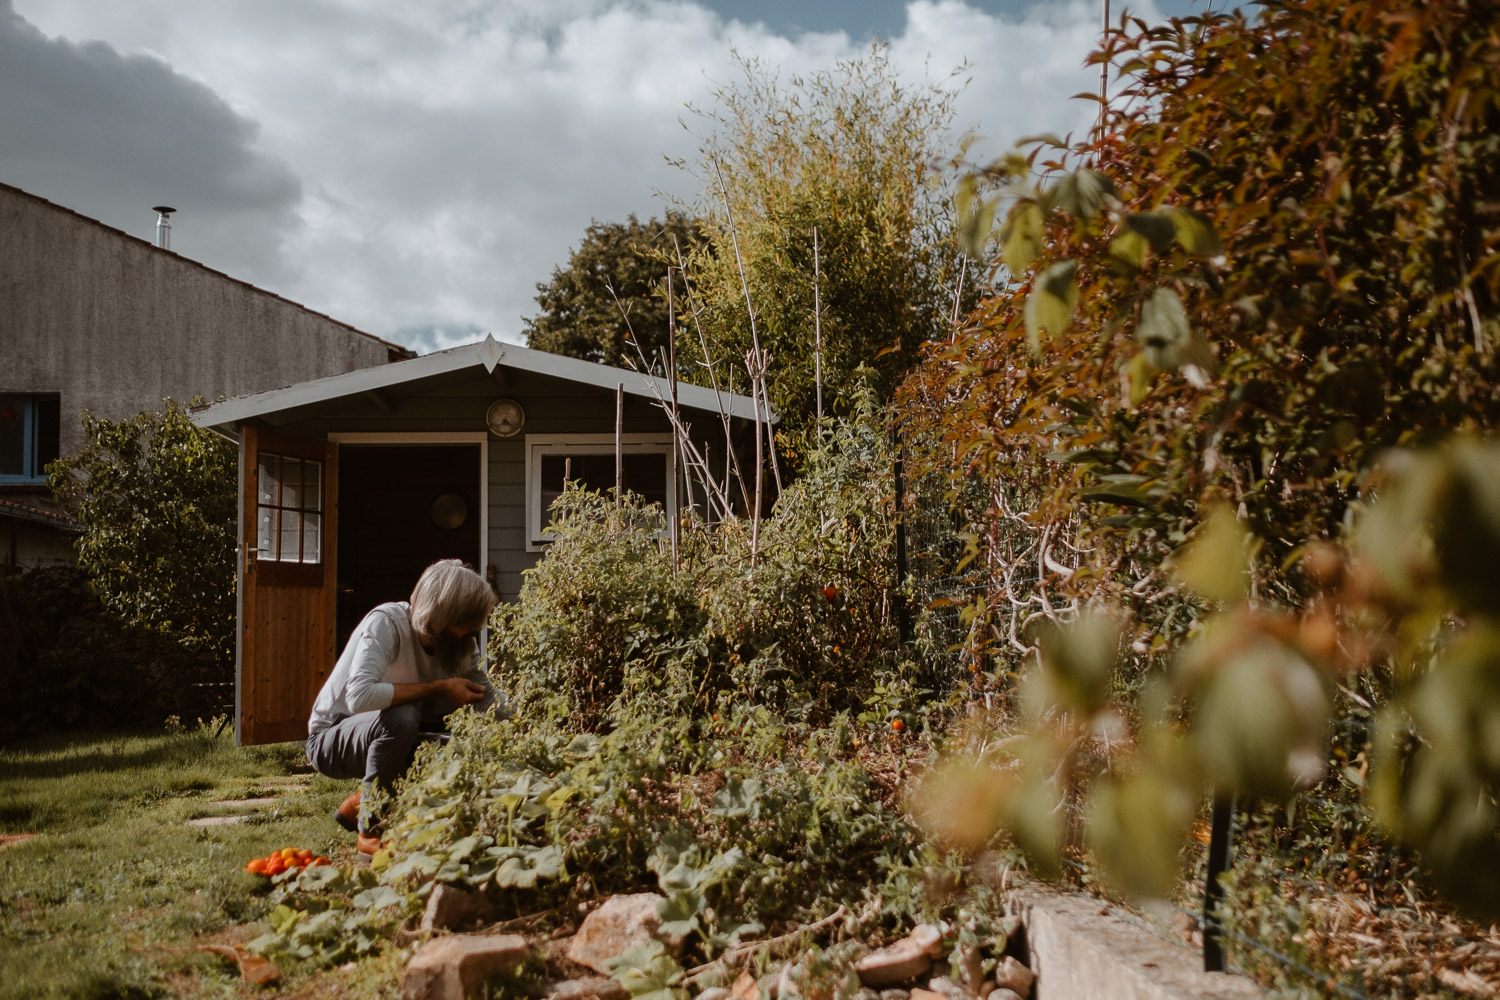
[190,335,774,433]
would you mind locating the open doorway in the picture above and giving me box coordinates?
[335,443,483,649]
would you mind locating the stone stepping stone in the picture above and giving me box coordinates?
[187,793,284,827]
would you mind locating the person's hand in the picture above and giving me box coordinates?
[434,677,486,708]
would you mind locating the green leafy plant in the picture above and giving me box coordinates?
[49,398,237,670]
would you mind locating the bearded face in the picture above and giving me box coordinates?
[428,628,477,670]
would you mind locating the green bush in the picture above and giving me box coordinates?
[0,566,225,737]
[49,399,237,671]
[490,404,940,731]
[248,411,956,972]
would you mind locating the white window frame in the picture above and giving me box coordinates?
[525,433,675,551]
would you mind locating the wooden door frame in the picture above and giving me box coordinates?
[326,431,489,574]
[238,424,339,745]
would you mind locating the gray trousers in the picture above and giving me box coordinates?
[306,700,450,820]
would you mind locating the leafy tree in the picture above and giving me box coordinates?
[681,46,969,436]
[50,398,237,672]
[524,213,708,368]
[901,0,1500,924]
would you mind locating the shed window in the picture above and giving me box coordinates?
[0,394,61,485]
[256,453,323,563]
[525,435,674,548]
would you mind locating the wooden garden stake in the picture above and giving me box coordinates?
[814,225,823,426]
[615,382,624,508]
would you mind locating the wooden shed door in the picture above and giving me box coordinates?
[238,426,338,745]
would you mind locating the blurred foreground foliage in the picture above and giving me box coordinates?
[901,0,1500,940]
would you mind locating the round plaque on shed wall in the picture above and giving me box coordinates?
[485,398,525,438]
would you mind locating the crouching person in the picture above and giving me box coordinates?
[307,558,508,853]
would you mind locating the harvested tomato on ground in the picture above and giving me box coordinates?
[244,847,331,876]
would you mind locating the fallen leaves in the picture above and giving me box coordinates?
[201,944,280,985]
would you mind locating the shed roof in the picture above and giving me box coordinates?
[191,334,771,433]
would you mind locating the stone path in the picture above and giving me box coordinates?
[185,788,304,828]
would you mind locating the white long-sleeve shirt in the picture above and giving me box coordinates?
[307,601,502,738]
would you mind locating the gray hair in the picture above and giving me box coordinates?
[409,559,496,644]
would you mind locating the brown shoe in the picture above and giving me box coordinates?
[356,831,382,855]
[334,790,361,832]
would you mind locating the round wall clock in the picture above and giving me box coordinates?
[485,398,525,438]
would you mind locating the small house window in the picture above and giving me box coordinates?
[0,394,61,485]
[525,434,674,548]
[256,452,323,563]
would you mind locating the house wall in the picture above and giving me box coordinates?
[257,369,740,602]
[0,182,407,459]
[1,517,76,569]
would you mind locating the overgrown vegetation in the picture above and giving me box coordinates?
[897,0,1500,993]
[248,407,963,976]
[668,46,969,440]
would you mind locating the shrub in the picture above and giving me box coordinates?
[490,403,938,731]
[49,399,236,672]
[0,566,224,737]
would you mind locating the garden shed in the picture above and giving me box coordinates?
[192,335,767,744]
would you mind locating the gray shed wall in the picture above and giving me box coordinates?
[0,183,405,457]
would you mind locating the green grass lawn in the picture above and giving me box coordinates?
[0,724,405,999]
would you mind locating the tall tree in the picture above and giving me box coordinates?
[680,46,969,436]
[524,213,707,368]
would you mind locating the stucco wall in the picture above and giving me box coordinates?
[0,183,406,458]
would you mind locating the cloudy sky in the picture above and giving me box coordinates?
[1,0,1207,353]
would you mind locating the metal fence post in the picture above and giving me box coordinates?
[1203,791,1236,972]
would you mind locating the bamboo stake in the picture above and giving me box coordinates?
[758,352,783,496]
[813,225,823,426]
[603,277,735,522]
[1099,0,1111,130]
[747,351,763,562]
[615,382,624,509]
[666,272,681,569]
[670,235,753,515]
[712,157,771,562]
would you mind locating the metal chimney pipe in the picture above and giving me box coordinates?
[152,205,176,250]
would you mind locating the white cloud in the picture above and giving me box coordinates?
[7,0,1139,354]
